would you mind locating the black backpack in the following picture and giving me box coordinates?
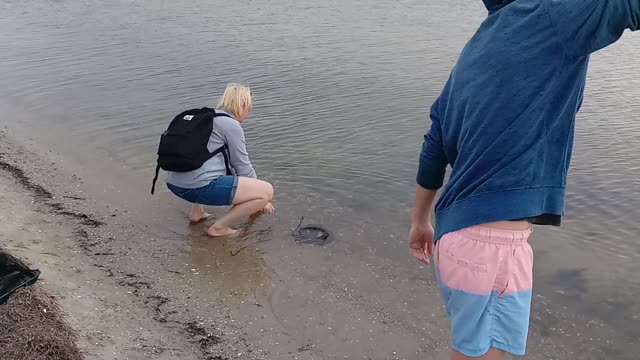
[151,107,233,194]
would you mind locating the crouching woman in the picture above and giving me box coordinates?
[165,84,274,237]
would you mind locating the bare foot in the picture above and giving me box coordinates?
[207,224,239,237]
[189,205,211,223]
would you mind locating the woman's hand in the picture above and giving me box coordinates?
[409,223,435,265]
[262,202,275,214]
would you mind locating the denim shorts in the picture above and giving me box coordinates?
[167,176,238,206]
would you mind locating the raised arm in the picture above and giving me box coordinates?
[549,0,640,57]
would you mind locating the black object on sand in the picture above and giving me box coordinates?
[0,252,41,305]
[292,217,332,245]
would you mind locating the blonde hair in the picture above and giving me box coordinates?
[216,83,253,117]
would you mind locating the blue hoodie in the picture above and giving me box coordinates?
[417,0,639,241]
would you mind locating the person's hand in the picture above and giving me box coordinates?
[409,223,435,265]
[262,202,275,214]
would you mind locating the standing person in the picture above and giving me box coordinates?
[165,84,274,237]
[409,1,638,359]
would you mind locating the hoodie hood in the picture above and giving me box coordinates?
[482,0,517,12]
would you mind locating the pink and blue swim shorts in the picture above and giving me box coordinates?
[435,225,534,357]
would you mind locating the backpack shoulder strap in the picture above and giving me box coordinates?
[212,109,232,119]
[150,164,160,195]
[208,143,233,176]
[208,112,233,176]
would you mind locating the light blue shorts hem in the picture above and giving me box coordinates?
[492,340,526,356]
[453,340,526,358]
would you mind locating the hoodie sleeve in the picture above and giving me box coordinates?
[221,120,257,179]
[548,0,640,58]
[416,104,448,190]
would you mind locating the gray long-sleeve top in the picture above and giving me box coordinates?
[164,110,257,188]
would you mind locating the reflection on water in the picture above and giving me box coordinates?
[1,0,639,357]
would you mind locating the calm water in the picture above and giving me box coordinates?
[1,0,639,358]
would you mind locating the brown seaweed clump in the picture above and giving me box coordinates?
[0,252,82,360]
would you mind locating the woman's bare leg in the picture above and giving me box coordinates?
[453,348,505,360]
[208,177,274,237]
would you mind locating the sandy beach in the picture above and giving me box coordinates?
[0,131,321,360]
